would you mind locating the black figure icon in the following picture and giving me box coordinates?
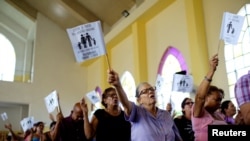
[92,38,96,46]
[157,80,161,88]
[86,33,93,47]
[177,78,189,92]
[91,95,97,101]
[179,79,188,87]
[226,21,234,34]
[231,28,235,34]
[78,33,96,49]
[49,98,54,106]
[81,34,87,48]
[78,42,82,50]
[27,119,31,125]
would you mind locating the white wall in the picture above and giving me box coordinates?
[0,13,89,130]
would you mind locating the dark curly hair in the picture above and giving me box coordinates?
[207,85,224,97]
[221,100,231,115]
[181,97,192,115]
[101,87,116,108]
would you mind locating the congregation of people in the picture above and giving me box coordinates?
[3,53,250,141]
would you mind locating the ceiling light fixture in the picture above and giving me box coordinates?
[122,10,130,17]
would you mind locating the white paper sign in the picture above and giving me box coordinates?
[67,21,106,63]
[20,116,34,132]
[86,90,100,104]
[1,112,8,121]
[220,12,244,45]
[172,74,193,93]
[44,90,59,113]
[155,74,165,93]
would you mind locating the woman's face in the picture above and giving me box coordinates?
[183,98,194,115]
[225,102,236,116]
[205,91,223,111]
[36,123,44,132]
[137,83,156,105]
[104,90,119,107]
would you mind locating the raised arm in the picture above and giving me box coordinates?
[107,69,133,116]
[51,95,64,141]
[4,123,24,140]
[80,97,93,139]
[51,112,63,141]
[193,54,219,117]
[56,92,63,116]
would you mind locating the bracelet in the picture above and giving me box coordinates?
[204,76,212,82]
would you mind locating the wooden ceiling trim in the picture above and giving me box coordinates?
[6,0,37,21]
[60,0,100,23]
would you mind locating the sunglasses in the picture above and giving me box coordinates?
[185,102,194,105]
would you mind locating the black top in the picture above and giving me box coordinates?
[58,115,91,141]
[94,109,131,141]
[174,115,195,141]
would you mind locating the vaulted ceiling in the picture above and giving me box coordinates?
[5,0,144,34]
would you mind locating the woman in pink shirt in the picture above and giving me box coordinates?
[192,54,227,141]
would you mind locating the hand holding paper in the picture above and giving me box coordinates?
[220,12,244,45]
[20,116,34,132]
[86,90,101,105]
[1,112,8,121]
[44,90,59,113]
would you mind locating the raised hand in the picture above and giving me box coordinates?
[4,123,12,130]
[80,97,88,116]
[49,113,55,122]
[210,53,219,71]
[56,112,64,122]
[107,69,120,87]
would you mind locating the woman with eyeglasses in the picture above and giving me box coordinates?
[192,54,227,141]
[108,70,183,141]
[174,98,195,141]
[84,87,131,141]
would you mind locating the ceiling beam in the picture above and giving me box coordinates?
[58,0,100,23]
[5,0,37,21]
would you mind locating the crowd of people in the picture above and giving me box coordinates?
[3,53,250,141]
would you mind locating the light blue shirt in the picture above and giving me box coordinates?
[125,102,182,141]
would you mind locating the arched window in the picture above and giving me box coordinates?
[0,33,15,81]
[120,71,136,103]
[0,0,35,83]
[157,47,189,115]
[224,4,250,108]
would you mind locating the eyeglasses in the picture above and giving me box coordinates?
[139,86,156,96]
[107,93,117,98]
[185,102,194,105]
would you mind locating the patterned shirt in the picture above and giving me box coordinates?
[235,70,250,107]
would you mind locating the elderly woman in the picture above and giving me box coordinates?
[108,70,182,141]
